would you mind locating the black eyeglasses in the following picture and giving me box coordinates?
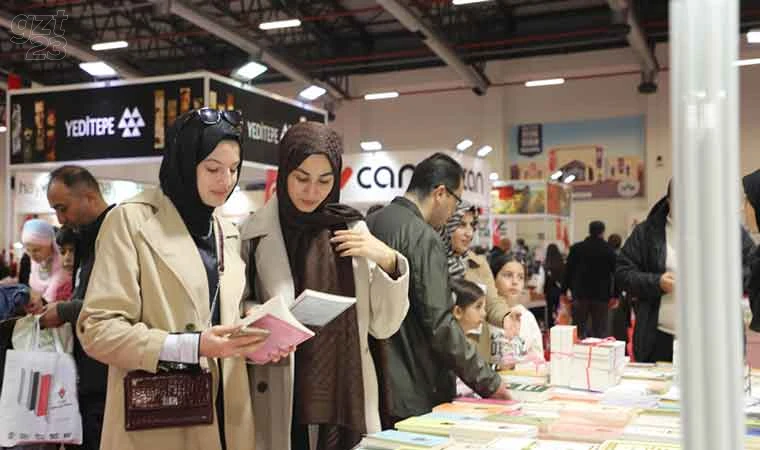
[444,185,463,206]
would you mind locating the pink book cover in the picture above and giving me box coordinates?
[433,403,509,416]
[244,314,314,364]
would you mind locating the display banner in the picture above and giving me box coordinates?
[13,172,144,214]
[509,116,645,200]
[208,79,326,166]
[340,150,491,207]
[9,77,205,164]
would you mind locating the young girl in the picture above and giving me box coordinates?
[50,226,77,302]
[451,278,500,397]
[490,253,544,359]
[451,278,491,361]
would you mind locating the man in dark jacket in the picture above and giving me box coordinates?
[744,169,760,332]
[40,165,114,450]
[616,183,755,362]
[564,221,616,338]
[368,153,510,425]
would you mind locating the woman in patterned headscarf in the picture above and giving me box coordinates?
[439,202,522,333]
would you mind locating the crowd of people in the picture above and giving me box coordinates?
[0,109,757,450]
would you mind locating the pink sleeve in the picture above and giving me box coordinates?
[44,271,73,303]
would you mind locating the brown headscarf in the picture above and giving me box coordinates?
[276,122,367,450]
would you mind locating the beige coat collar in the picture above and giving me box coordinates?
[128,188,238,323]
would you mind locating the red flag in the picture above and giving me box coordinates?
[7,73,22,90]
[264,169,278,202]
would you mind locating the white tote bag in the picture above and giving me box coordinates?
[0,316,82,446]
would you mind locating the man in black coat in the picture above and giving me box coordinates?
[40,165,114,450]
[744,169,760,333]
[564,220,616,338]
[616,182,755,362]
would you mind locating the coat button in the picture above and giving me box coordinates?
[257,382,268,393]
[185,323,196,332]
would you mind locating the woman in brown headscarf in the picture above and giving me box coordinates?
[239,121,410,450]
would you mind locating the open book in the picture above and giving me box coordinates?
[241,290,356,364]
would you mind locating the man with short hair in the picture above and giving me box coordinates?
[564,220,616,338]
[489,237,512,264]
[368,153,511,426]
[42,165,114,450]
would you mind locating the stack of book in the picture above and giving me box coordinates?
[598,440,680,449]
[449,421,538,444]
[503,383,553,402]
[557,404,634,429]
[358,430,450,450]
[451,397,522,411]
[483,409,559,434]
[486,437,598,449]
[500,363,550,386]
[602,383,660,409]
[550,326,578,387]
[536,404,631,443]
[621,409,680,444]
[569,338,626,392]
[433,399,520,419]
[621,363,674,383]
[543,422,624,444]
[394,415,472,437]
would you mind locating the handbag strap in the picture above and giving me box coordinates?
[244,236,262,301]
[206,218,225,328]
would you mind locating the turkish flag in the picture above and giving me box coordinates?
[7,73,22,90]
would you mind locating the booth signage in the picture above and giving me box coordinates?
[208,79,326,166]
[340,151,491,207]
[9,78,205,164]
[13,172,144,214]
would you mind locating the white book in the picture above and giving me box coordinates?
[290,289,357,327]
[450,421,538,444]
[488,438,597,449]
[622,425,680,444]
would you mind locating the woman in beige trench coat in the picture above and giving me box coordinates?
[78,109,269,450]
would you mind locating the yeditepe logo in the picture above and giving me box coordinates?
[117,107,145,138]
[10,10,68,60]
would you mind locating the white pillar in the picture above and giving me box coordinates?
[671,0,744,449]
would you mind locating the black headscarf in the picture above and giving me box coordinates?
[159,110,242,236]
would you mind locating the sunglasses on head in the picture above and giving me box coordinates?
[176,107,243,132]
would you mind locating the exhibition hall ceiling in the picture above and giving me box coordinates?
[0,0,758,89]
